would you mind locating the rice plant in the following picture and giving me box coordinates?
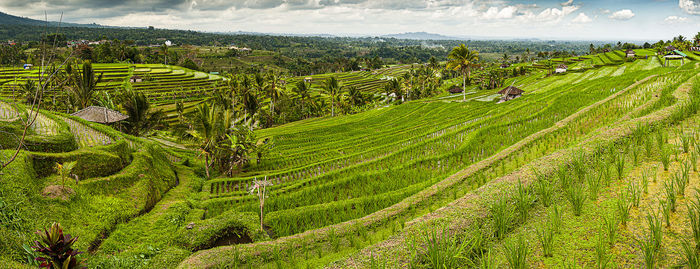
[692,151,698,172]
[420,227,468,269]
[627,182,641,208]
[602,213,618,246]
[536,221,555,257]
[660,146,671,171]
[638,235,657,269]
[663,181,677,212]
[680,239,700,269]
[586,173,601,201]
[515,180,531,222]
[688,194,700,250]
[503,234,529,269]
[594,229,611,269]
[477,249,499,269]
[673,172,687,197]
[492,197,513,239]
[566,183,586,216]
[645,213,662,252]
[681,132,692,153]
[535,176,554,208]
[660,199,672,228]
[550,205,563,234]
[616,192,631,225]
[558,165,572,190]
[641,169,649,194]
[615,154,626,180]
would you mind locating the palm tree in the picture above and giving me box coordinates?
[160,44,169,65]
[347,86,365,107]
[323,76,342,117]
[188,103,222,179]
[694,32,700,46]
[384,78,402,103]
[293,81,311,118]
[121,90,162,136]
[265,72,281,119]
[243,91,259,130]
[447,44,479,100]
[67,61,103,111]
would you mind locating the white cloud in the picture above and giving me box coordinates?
[560,0,574,7]
[519,5,578,23]
[664,15,688,23]
[600,9,611,14]
[609,9,635,20]
[680,0,700,15]
[571,12,592,23]
[482,6,517,20]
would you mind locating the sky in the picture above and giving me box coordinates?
[1,0,699,41]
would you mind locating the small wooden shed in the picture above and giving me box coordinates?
[555,64,568,74]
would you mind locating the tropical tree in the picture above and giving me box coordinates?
[447,44,479,100]
[159,44,169,65]
[188,103,221,178]
[120,90,163,136]
[383,78,402,103]
[323,76,342,117]
[347,86,366,107]
[66,61,103,111]
[694,32,700,45]
[264,72,281,119]
[293,81,311,118]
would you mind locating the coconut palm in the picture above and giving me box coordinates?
[188,103,223,178]
[323,76,342,117]
[264,72,281,119]
[694,32,700,45]
[121,90,163,136]
[159,44,169,65]
[66,61,103,111]
[447,44,479,100]
[293,81,311,118]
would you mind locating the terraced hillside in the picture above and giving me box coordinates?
[177,57,700,268]
[0,55,698,269]
[0,64,224,105]
[286,64,414,94]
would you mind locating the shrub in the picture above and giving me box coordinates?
[31,222,84,269]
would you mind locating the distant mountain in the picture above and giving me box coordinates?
[382,32,462,40]
[0,11,106,28]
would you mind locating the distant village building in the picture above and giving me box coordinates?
[71,106,129,124]
[7,40,16,46]
[555,64,568,73]
[229,46,251,52]
[625,50,636,58]
[498,86,524,102]
[23,64,33,70]
[448,86,464,94]
[129,75,143,83]
[500,64,511,69]
[304,77,313,83]
[165,40,173,46]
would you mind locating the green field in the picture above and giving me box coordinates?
[1,53,699,269]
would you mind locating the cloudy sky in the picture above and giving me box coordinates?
[1,0,699,40]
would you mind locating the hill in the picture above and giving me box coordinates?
[383,31,461,40]
[0,11,105,28]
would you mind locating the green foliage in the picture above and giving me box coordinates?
[535,175,554,207]
[419,227,468,269]
[602,213,618,246]
[492,197,513,239]
[535,221,555,257]
[616,192,631,225]
[515,180,531,222]
[503,234,529,269]
[32,222,84,269]
[174,211,266,251]
[594,229,611,269]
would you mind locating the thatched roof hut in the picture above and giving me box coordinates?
[498,86,524,96]
[448,86,464,94]
[625,50,636,57]
[71,106,129,124]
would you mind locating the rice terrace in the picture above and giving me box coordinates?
[1,1,700,268]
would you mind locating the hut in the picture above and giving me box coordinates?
[448,86,463,94]
[500,63,510,69]
[665,45,677,52]
[663,50,687,66]
[498,86,524,102]
[129,75,143,83]
[304,77,313,83]
[71,106,129,124]
[23,64,33,70]
[625,50,636,58]
[555,64,568,74]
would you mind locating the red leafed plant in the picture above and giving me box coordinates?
[32,222,84,269]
